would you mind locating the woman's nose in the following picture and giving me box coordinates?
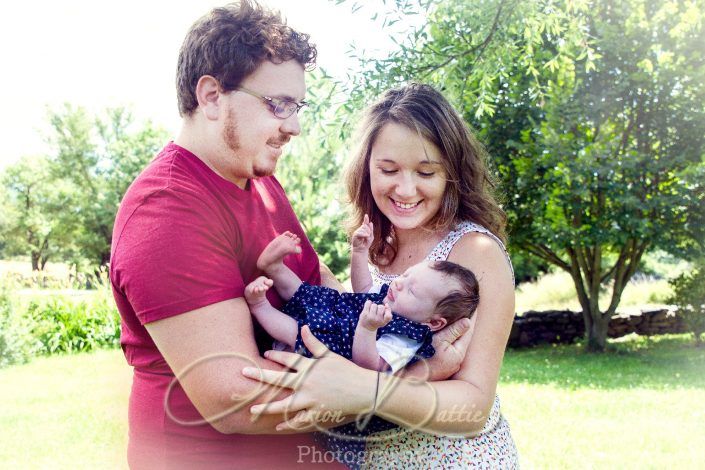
[394,173,416,199]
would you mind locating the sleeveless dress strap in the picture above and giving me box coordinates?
[427,221,515,285]
[370,221,515,286]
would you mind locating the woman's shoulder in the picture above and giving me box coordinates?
[433,221,515,285]
[428,221,506,258]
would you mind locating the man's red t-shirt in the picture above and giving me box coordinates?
[110,143,337,468]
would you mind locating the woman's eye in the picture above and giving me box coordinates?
[380,168,397,174]
[418,171,435,177]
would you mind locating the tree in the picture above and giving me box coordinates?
[344,0,705,350]
[47,105,168,268]
[0,157,80,270]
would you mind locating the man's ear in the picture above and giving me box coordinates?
[426,315,448,332]
[195,75,222,120]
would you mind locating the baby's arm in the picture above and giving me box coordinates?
[352,300,392,371]
[244,276,298,349]
[350,214,374,293]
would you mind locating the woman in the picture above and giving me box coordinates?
[244,83,518,468]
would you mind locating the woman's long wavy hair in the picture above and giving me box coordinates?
[344,83,507,266]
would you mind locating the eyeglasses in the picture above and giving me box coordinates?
[234,86,308,119]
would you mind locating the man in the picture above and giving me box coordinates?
[110,2,344,467]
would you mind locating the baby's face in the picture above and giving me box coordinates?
[383,261,455,328]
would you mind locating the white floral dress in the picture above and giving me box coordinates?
[363,221,519,469]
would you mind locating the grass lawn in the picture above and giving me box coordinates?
[1,335,703,468]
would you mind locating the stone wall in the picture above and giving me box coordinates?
[508,308,686,348]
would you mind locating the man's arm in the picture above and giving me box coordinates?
[145,297,300,434]
[319,260,344,291]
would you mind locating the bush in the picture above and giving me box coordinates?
[668,263,705,346]
[0,287,41,367]
[0,272,121,367]
[26,293,120,355]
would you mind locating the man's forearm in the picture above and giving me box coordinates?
[319,260,344,291]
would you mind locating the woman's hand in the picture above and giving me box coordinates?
[242,325,376,431]
[351,214,374,252]
[403,317,474,382]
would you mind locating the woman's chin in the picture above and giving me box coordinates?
[384,213,427,231]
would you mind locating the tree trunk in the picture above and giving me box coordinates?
[585,312,610,352]
[31,252,40,271]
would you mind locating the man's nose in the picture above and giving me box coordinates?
[280,112,301,136]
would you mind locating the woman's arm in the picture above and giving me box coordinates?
[350,215,374,292]
[243,233,515,436]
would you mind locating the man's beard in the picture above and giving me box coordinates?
[223,108,241,154]
[222,109,278,178]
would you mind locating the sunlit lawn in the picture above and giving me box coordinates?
[1,334,703,468]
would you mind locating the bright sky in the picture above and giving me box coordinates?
[0,0,422,170]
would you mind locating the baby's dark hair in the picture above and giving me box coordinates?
[430,261,480,323]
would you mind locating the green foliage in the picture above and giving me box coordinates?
[26,294,120,355]
[344,0,705,351]
[0,157,80,270]
[277,71,352,278]
[0,274,120,367]
[0,106,168,272]
[668,260,705,345]
[48,105,168,267]
[0,286,39,367]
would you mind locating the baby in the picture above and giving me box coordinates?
[244,222,480,467]
[245,221,479,373]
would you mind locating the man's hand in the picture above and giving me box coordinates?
[401,317,474,382]
[359,300,392,331]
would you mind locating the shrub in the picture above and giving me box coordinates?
[0,287,40,367]
[0,268,121,367]
[668,263,705,346]
[26,293,120,355]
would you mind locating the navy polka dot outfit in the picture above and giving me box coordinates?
[280,282,436,469]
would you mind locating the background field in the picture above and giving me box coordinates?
[1,334,703,468]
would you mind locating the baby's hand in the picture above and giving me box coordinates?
[352,214,374,252]
[359,300,392,331]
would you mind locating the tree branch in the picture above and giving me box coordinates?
[415,0,510,76]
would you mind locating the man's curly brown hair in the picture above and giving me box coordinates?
[176,0,317,117]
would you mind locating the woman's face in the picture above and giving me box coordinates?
[369,122,448,232]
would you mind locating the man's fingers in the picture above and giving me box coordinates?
[250,395,301,416]
[301,325,332,358]
[277,409,319,431]
[451,317,475,354]
[242,366,302,390]
[434,317,471,348]
[263,349,311,371]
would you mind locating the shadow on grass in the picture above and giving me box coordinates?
[501,334,705,390]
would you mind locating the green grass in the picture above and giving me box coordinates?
[0,349,132,468]
[1,335,703,468]
[499,334,705,469]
